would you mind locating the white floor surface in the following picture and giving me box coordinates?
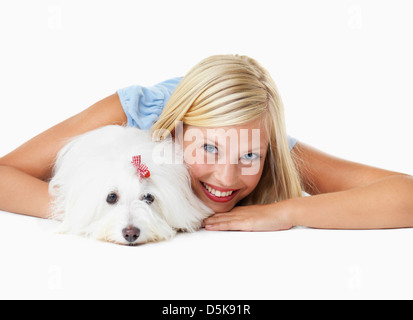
[1,209,413,300]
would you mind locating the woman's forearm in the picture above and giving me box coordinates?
[0,165,51,218]
[291,175,413,229]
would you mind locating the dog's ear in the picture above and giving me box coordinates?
[171,185,213,232]
[53,186,106,236]
[48,130,109,232]
[146,136,213,232]
[149,163,213,232]
[49,135,82,221]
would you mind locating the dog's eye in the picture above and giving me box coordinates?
[106,192,119,205]
[141,193,155,205]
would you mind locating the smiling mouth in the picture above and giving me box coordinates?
[200,181,240,203]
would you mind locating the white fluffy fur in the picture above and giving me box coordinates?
[49,125,213,245]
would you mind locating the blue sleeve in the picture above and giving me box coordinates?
[287,136,298,151]
[117,77,182,130]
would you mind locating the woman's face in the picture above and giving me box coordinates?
[180,118,269,213]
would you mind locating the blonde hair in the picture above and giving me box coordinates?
[151,55,302,204]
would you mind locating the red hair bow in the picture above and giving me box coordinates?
[131,155,150,180]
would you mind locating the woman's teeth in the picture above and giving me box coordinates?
[202,182,234,197]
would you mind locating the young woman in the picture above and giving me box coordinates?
[0,55,412,231]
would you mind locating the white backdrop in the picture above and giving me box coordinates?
[1,0,412,174]
[0,0,412,300]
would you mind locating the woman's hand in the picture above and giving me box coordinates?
[203,202,294,232]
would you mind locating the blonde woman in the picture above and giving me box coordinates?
[0,55,412,231]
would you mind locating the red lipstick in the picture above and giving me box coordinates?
[200,181,240,203]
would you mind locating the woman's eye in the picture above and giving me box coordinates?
[106,192,119,205]
[203,144,218,154]
[141,193,155,205]
[241,153,260,162]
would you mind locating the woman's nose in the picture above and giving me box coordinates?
[214,163,239,187]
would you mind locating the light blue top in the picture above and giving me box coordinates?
[117,77,298,151]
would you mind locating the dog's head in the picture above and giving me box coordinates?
[49,125,212,245]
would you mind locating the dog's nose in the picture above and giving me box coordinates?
[122,226,141,243]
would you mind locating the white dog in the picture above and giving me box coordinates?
[49,125,212,245]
